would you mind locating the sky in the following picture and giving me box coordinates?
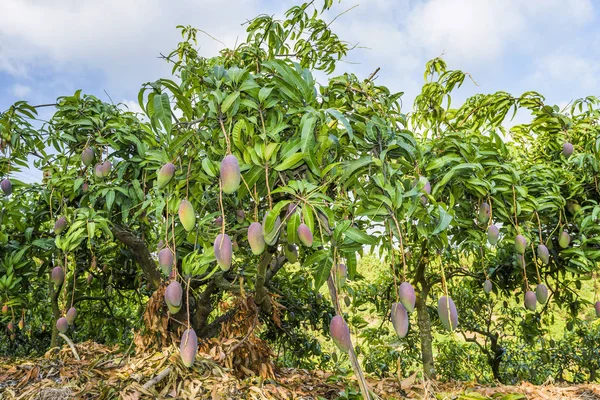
[1,0,599,182]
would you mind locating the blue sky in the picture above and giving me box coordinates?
[1,0,599,182]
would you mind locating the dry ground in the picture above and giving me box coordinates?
[1,340,600,400]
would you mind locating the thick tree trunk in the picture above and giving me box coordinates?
[416,285,435,378]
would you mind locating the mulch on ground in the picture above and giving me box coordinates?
[1,341,599,399]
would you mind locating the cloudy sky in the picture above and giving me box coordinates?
[1,0,598,181]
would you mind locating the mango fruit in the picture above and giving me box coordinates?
[524,290,537,311]
[1,178,12,195]
[56,317,68,334]
[562,142,573,158]
[51,266,64,286]
[437,296,458,331]
[180,328,198,368]
[54,216,67,235]
[284,244,298,263]
[66,307,77,324]
[248,222,266,255]
[297,223,313,247]
[483,279,493,294]
[82,148,95,166]
[391,302,409,338]
[178,199,196,232]
[157,162,175,188]
[330,315,352,352]
[515,234,527,254]
[214,233,232,271]
[536,284,548,304]
[537,244,550,265]
[559,231,570,248]
[398,282,416,313]
[487,225,499,245]
[158,248,174,276]
[164,281,183,314]
[478,202,491,224]
[220,155,241,194]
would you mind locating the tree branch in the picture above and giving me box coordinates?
[111,225,161,290]
[254,251,274,313]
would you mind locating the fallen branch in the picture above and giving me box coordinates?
[143,366,172,390]
[58,333,81,361]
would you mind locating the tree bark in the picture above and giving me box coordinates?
[415,284,435,378]
[490,334,503,382]
[49,267,62,349]
[414,248,435,378]
[112,225,161,290]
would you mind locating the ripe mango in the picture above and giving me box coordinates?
[297,223,313,247]
[158,248,174,276]
[164,281,183,314]
[391,302,409,338]
[1,178,12,195]
[214,233,232,271]
[220,155,241,194]
[524,290,537,311]
[178,199,196,231]
[51,266,64,286]
[330,315,352,352]
[180,328,198,368]
[398,282,416,313]
[157,162,175,188]
[248,222,266,255]
[437,296,458,331]
[66,307,77,324]
[82,148,95,166]
[56,317,68,333]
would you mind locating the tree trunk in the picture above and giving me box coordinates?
[489,334,503,382]
[49,273,62,349]
[416,285,435,378]
[414,248,435,379]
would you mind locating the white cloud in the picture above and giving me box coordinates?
[118,99,144,115]
[0,0,597,114]
[11,84,32,98]
[529,53,599,90]
[0,0,276,98]
[406,0,594,66]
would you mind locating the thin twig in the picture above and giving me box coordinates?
[142,366,172,390]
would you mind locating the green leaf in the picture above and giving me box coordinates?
[258,87,274,103]
[300,113,317,153]
[153,93,172,134]
[325,108,353,139]
[313,257,333,291]
[274,152,304,171]
[344,227,377,245]
[106,190,115,211]
[221,91,240,113]
[432,205,453,235]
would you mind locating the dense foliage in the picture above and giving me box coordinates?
[1,0,599,393]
